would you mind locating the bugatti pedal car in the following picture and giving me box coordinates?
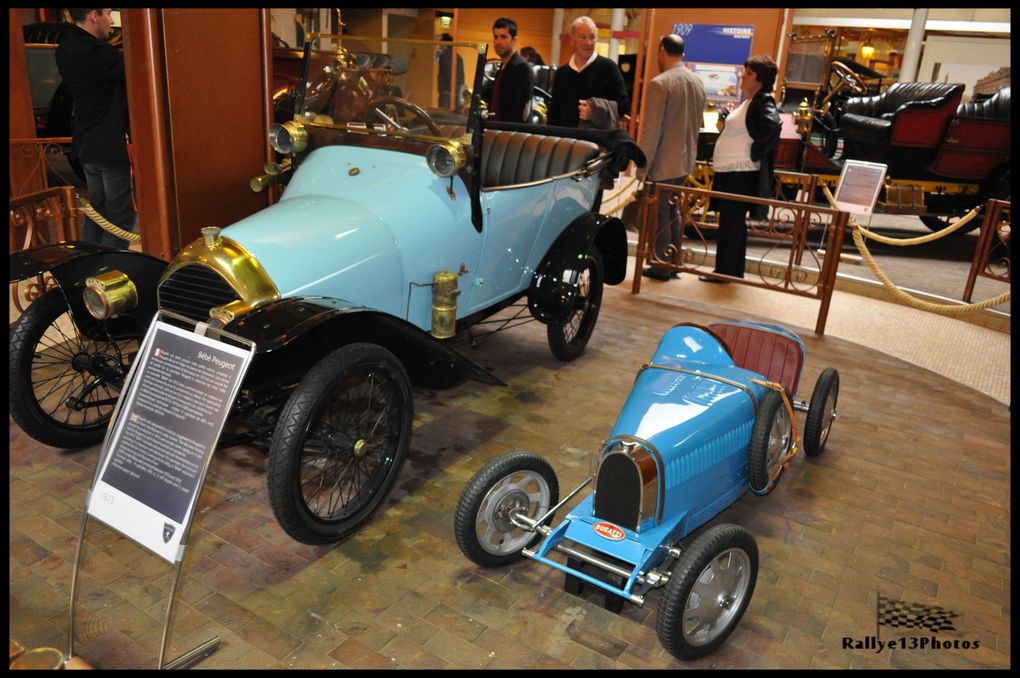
[455,321,840,661]
[8,34,643,546]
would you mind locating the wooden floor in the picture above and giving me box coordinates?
[8,284,1010,669]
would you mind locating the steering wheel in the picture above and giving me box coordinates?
[367,95,440,136]
[829,61,869,95]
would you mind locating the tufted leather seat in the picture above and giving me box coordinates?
[709,322,804,397]
[480,130,599,188]
[841,82,965,151]
[957,86,1010,119]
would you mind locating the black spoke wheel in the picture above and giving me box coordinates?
[804,368,839,457]
[547,245,604,362]
[454,451,559,567]
[747,389,793,494]
[657,524,758,661]
[267,343,412,545]
[10,289,137,449]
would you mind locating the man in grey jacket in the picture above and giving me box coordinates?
[637,34,706,280]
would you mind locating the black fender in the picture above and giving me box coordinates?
[528,212,626,324]
[224,296,505,390]
[10,242,168,339]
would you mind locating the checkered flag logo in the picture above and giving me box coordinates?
[878,594,959,633]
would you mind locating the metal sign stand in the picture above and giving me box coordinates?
[66,311,256,669]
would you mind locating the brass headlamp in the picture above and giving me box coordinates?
[268,120,309,155]
[83,269,138,320]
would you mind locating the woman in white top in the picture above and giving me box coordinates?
[704,55,782,282]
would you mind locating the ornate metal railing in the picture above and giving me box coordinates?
[10,136,73,197]
[632,183,848,335]
[963,199,1010,302]
[10,185,79,314]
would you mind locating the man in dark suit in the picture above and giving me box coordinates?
[484,17,535,123]
[56,8,135,246]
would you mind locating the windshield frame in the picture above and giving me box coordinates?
[295,32,488,142]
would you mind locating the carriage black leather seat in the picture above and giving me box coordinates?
[841,82,965,151]
[956,86,1010,119]
[481,130,599,188]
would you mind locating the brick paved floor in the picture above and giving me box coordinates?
[8,286,1010,669]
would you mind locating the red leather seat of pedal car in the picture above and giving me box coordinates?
[709,322,803,397]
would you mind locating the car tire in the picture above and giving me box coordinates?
[10,288,137,449]
[656,523,758,661]
[747,389,792,494]
[454,451,559,568]
[804,368,839,457]
[547,245,604,362]
[266,343,412,545]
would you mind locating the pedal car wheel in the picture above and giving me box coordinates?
[656,524,758,661]
[267,343,412,545]
[747,389,792,494]
[547,246,604,362]
[10,288,138,449]
[804,368,839,457]
[454,452,559,567]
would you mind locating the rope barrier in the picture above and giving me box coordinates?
[850,227,1010,314]
[600,176,641,218]
[77,199,141,242]
[818,186,1009,315]
[855,205,981,245]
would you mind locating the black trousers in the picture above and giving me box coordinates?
[712,170,758,277]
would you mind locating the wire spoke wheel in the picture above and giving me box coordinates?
[10,289,137,448]
[268,343,412,544]
[547,245,604,361]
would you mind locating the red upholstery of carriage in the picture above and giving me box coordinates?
[709,322,804,396]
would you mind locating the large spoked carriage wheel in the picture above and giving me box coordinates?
[657,524,758,661]
[747,389,793,494]
[547,246,604,362]
[266,343,413,545]
[454,452,559,567]
[10,289,138,449]
[804,368,839,457]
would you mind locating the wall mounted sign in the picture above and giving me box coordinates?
[673,23,755,109]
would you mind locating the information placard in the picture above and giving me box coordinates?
[87,316,254,562]
[833,160,888,215]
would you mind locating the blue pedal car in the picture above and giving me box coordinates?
[455,321,840,661]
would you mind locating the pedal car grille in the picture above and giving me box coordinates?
[158,264,241,322]
[593,443,662,531]
[594,453,642,530]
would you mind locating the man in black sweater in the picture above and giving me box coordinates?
[547,16,630,129]
[56,8,135,246]
[483,17,535,123]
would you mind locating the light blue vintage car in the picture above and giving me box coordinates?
[455,321,840,661]
[8,35,643,545]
